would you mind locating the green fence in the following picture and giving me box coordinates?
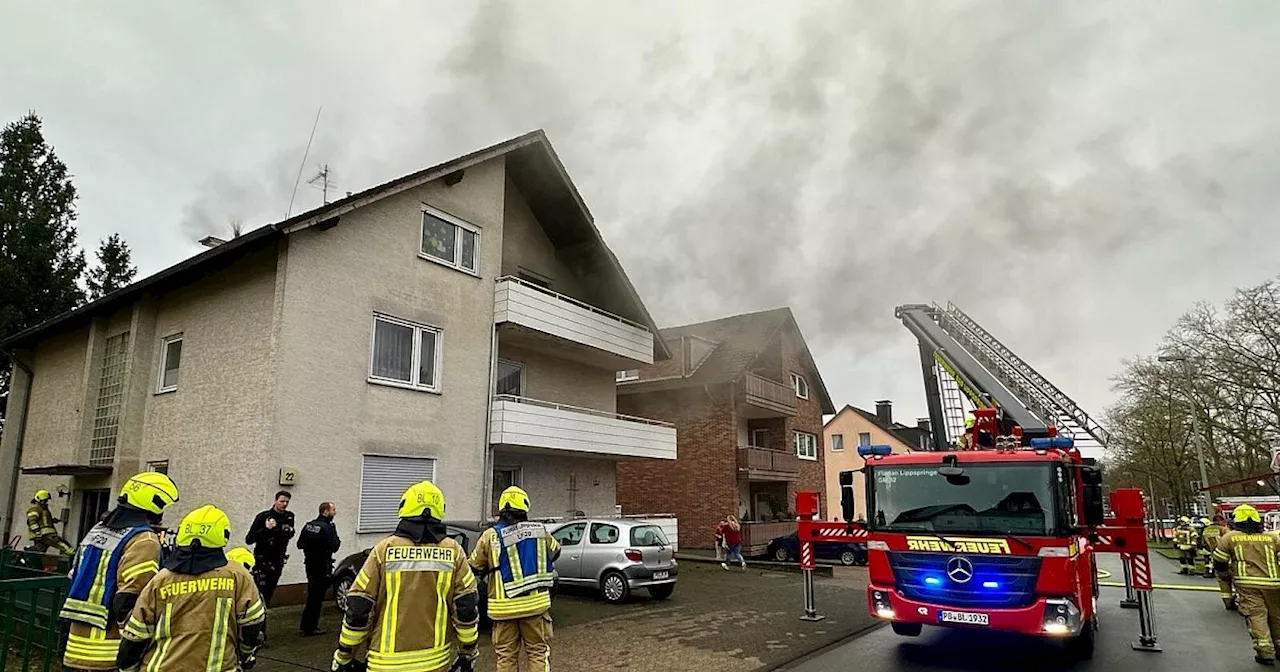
[0,549,70,672]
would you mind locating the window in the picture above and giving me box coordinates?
[146,460,170,474]
[630,525,670,547]
[552,522,587,547]
[420,206,479,274]
[858,432,872,447]
[589,523,620,545]
[156,334,183,393]
[831,434,844,451]
[369,314,442,392]
[790,373,809,399]
[359,454,436,532]
[751,428,769,448]
[794,431,818,461]
[89,331,130,466]
[616,370,639,382]
[491,467,522,514]
[496,360,523,396]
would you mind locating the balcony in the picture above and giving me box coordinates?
[741,521,798,556]
[489,395,676,461]
[739,372,796,418]
[737,446,800,481]
[494,276,654,369]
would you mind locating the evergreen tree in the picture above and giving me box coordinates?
[0,112,86,428]
[86,233,136,300]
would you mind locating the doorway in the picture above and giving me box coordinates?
[77,489,111,543]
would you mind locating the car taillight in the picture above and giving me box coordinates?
[625,548,643,562]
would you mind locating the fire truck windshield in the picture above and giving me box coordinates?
[868,462,1062,536]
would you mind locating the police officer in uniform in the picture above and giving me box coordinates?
[469,486,561,672]
[245,491,296,606]
[118,505,266,672]
[331,481,479,672]
[1213,504,1280,666]
[60,472,179,670]
[26,489,73,555]
[297,501,341,636]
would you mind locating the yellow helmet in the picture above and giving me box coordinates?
[33,489,51,503]
[498,486,531,513]
[1179,516,1191,524]
[1200,517,1212,526]
[1233,504,1262,524]
[225,547,255,570]
[119,472,179,516]
[398,480,446,520]
[964,417,975,429]
[176,505,232,549]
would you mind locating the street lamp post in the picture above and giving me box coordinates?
[1159,354,1212,516]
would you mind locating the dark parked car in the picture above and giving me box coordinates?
[766,532,867,566]
[332,521,496,623]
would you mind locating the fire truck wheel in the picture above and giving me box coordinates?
[1067,618,1096,660]
[890,622,923,637]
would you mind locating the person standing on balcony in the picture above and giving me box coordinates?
[716,516,745,570]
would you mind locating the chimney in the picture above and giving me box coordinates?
[917,417,931,432]
[199,236,227,249]
[876,400,893,426]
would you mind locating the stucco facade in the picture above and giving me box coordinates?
[823,406,914,522]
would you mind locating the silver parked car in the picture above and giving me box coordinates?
[549,518,677,604]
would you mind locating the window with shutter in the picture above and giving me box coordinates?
[358,455,437,533]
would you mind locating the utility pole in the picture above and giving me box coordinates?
[1159,354,1211,517]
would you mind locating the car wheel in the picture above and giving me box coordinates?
[648,583,675,600]
[601,571,630,604]
[839,550,858,566]
[891,622,923,637]
[773,546,791,562]
[333,573,353,613]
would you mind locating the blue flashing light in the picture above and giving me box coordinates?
[924,576,942,586]
[1028,436,1075,449]
[858,443,894,458]
[982,581,1000,589]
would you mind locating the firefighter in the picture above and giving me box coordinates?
[26,489,73,555]
[118,505,266,672]
[1205,515,1237,609]
[469,486,561,672]
[957,417,975,450]
[1192,517,1209,576]
[1174,516,1197,574]
[227,547,256,572]
[330,480,479,672]
[60,472,179,670]
[1213,504,1280,666]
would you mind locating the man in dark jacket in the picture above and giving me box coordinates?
[297,501,340,636]
[245,491,295,606]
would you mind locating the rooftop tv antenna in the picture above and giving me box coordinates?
[286,106,322,217]
[307,163,336,205]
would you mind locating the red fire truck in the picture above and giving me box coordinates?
[794,303,1158,658]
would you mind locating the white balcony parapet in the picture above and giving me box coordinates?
[494,276,654,365]
[489,394,676,460]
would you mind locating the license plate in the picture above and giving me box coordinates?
[939,610,989,626]
[653,571,669,580]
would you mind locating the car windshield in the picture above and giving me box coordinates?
[630,525,669,547]
[869,462,1059,536]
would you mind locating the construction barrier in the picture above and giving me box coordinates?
[0,549,71,672]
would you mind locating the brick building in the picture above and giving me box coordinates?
[615,308,835,554]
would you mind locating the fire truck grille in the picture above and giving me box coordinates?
[888,552,1042,609]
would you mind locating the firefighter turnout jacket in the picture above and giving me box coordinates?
[26,502,58,541]
[60,512,163,669]
[118,552,266,672]
[334,534,479,672]
[469,521,561,621]
[1213,530,1280,588]
[1174,524,1199,551]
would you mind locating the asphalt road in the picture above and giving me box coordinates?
[781,552,1262,672]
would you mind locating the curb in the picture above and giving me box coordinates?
[674,553,835,577]
[761,622,886,671]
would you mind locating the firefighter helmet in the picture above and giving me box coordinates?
[225,547,255,570]
[33,489,51,503]
[119,472,179,515]
[498,486,531,513]
[398,480,446,520]
[964,417,975,429]
[1233,504,1262,525]
[177,505,232,549]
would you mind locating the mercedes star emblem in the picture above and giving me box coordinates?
[946,556,974,584]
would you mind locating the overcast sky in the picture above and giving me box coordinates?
[4,1,1278,432]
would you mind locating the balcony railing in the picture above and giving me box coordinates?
[489,395,676,460]
[494,276,654,365]
[737,446,800,480]
[741,372,796,416]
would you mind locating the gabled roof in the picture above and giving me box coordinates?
[825,404,921,451]
[2,130,669,359]
[620,306,836,414]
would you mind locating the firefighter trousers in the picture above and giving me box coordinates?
[1218,574,1236,608]
[1179,548,1196,570]
[1235,586,1280,658]
[492,611,553,672]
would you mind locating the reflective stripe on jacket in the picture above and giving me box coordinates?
[27,504,57,538]
[469,524,559,621]
[61,524,155,630]
[1212,531,1280,588]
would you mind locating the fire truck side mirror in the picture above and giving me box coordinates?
[1081,459,1106,527]
[839,470,856,522]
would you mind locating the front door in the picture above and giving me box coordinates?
[77,489,111,543]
